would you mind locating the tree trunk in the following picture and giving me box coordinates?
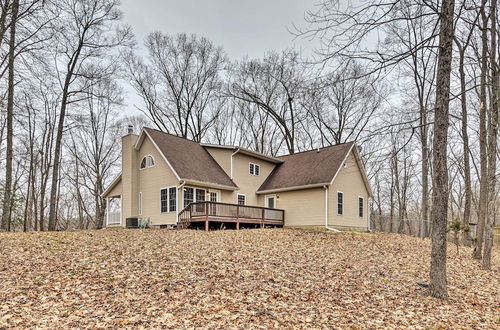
[482,0,498,270]
[458,44,472,246]
[473,0,489,260]
[429,0,455,300]
[47,38,84,231]
[0,0,19,231]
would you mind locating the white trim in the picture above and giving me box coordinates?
[106,194,122,226]
[139,154,156,170]
[101,173,122,197]
[181,179,238,191]
[337,191,344,216]
[324,185,341,232]
[257,182,330,194]
[106,197,109,225]
[160,186,178,213]
[358,196,365,218]
[352,146,374,197]
[201,144,283,164]
[265,194,277,208]
[230,149,239,180]
[331,144,373,197]
[120,194,122,225]
[135,129,181,180]
[367,197,371,231]
[138,192,143,215]
[249,162,260,176]
[329,144,355,185]
[237,193,246,205]
[209,189,220,202]
[182,186,209,207]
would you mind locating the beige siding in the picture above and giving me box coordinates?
[106,179,122,197]
[328,151,369,231]
[136,137,179,226]
[121,134,138,225]
[204,147,232,176]
[229,153,276,206]
[274,188,325,226]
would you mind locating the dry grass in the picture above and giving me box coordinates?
[0,228,498,328]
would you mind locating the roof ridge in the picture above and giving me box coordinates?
[144,127,199,143]
[278,141,355,158]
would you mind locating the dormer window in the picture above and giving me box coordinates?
[140,155,155,169]
[249,163,260,176]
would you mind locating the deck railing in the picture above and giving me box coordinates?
[178,201,285,230]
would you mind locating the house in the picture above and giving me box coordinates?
[102,126,373,231]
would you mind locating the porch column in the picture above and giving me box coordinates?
[106,197,109,226]
[205,202,209,231]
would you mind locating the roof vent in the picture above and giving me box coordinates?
[316,147,320,153]
[127,125,134,135]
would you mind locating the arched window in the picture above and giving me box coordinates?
[140,155,155,169]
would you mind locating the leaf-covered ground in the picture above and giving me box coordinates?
[0,228,498,329]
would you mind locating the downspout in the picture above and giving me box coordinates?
[230,149,240,180]
[324,185,341,233]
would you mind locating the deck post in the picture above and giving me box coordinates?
[205,202,209,232]
[261,208,265,228]
[236,204,240,230]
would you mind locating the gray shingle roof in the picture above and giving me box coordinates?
[145,128,238,189]
[257,142,355,192]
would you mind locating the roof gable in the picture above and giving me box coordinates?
[257,142,356,193]
[139,128,237,190]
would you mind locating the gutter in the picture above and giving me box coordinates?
[257,182,331,195]
[323,185,341,233]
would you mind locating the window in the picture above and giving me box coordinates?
[237,194,246,205]
[265,195,276,209]
[140,155,155,169]
[196,189,206,202]
[358,197,364,217]
[183,187,194,207]
[249,163,260,176]
[160,187,177,213]
[169,187,177,212]
[183,187,211,208]
[138,192,142,215]
[337,192,343,215]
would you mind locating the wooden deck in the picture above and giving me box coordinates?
[178,201,285,231]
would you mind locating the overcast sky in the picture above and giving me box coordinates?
[120,0,318,114]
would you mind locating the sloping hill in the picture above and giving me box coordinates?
[0,229,498,328]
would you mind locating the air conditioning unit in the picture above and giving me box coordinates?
[126,217,139,228]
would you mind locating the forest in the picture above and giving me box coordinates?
[0,0,498,300]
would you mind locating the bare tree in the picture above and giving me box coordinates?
[229,50,306,154]
[1,0,19,231]
[67,78,122,229]
[127,32,226,142]
[472,0,490,260]
[453,3,479,244]
[482,0,499,269]
[305,62,385,146]
[46,0,132,231]
[429,0,455,300]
